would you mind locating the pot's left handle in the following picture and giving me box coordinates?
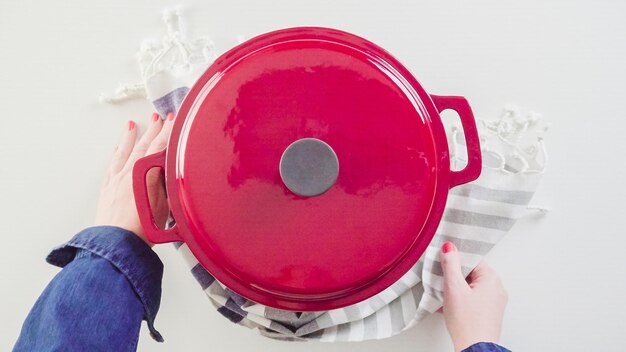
[132,149,181,244]
[431,95,482,188]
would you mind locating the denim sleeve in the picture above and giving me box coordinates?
[13,226,164,352]
[462,342,512,352]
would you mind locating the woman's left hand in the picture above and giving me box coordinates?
[95,112,175,245]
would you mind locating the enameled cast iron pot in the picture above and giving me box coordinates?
[133,27,482,311]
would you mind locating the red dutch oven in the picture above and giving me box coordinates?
[133,27,481,311]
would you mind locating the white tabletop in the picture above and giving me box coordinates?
[1,0,625,350]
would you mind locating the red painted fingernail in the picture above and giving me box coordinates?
[167,112,175,121]
[128,120,136,131]
[152,112,160,122]
[442,242,456,254]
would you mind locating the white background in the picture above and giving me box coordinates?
[1,0,625,351]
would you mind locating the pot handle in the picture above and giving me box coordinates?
[431,95,482,188]
[132,149,181,243]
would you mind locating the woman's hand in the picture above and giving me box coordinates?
[95,112,175,245]
[440,242,508,352]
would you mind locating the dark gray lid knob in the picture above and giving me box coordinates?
[279,138,339,197]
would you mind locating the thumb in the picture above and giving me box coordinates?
[439,242,468,290]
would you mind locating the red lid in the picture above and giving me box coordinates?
[133,27,482,310]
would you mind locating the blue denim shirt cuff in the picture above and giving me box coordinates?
[46,226,164,342]
[461,342,512,352]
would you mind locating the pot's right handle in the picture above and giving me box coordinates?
[431,95,482,188]
[132,149,181,243]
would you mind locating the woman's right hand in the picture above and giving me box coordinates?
[440,242,508,352]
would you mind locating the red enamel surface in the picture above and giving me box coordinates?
[133,27,481,311]
[179,41,437,296]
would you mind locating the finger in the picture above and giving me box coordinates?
[110,120,138,173]
[102,145,119,186]
[145,112,175,155]
[122,112,164,172]
[467,261,497,287]
[148,170,169,228]
[440,242,470,292]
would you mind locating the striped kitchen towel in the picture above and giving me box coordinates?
[103,8,549,342]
